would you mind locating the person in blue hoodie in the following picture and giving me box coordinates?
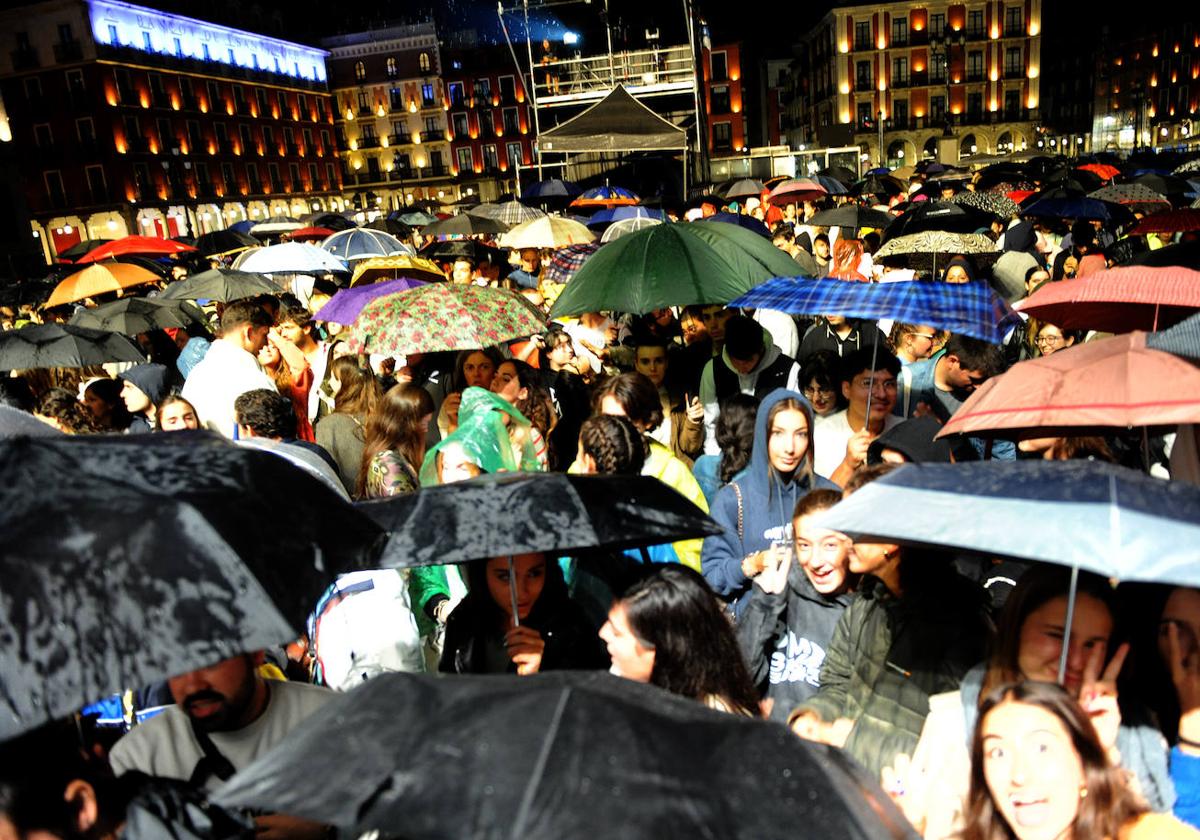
[117,363,172,434]
[701,388,837,619]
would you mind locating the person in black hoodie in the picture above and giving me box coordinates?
[117,364,172,434]
[739,488,854,722]
[439,553,609,676]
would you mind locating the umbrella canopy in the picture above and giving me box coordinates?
[312,277,426,325]
[193,229,260,257]
[1132,172,1196,199]
[1173,159,1200,176]
[68,298,205,336]
[815,460,1200,588]
[883,201,991,242]
[345,283,547,356]
[419,213,509,238]
[0,404,60,438]
[394,210,438,227]
[500,216,595,250]
[549,221,806,317]
[1090,183,1171,215]
[466,202,503,220]
[819,164,859,183]
[586,206,666,228]
[286,226,335,242]
[0,324,145,370]
[248,216,303,235]
[730,278,1015,344]
[76,236,196,264]
[852,174,905,199]
[1124,239,1200,269]
[321,228,408,260]
[0,432,382,740]
[949,191,1021,218]
[569,185,640,208]
[365,217,413,237]
[706,212,770,237]
[542,243,602,283]
[724,178,766,199]
[1014,265,1200,332]
[807,205,893,234]
[492,200,547,226]
[873,231,999,274]
[938,331,1200,439]
[419,239,509,267]
[811,174,850,195]
[238,243,349,275]
[766,177,828,206]
[599,216,664,242]
[349,255,447,287]
[1147,310,1200,362]
[215,670,913,840]
[46,263,161,308]
[157,268,278,303]
[364,473,720,568]
[56,239,112,263]
[520,178,583,201]
[1022,194,1115,221]
[303,212,357,232]
[1080,163,1122,181]
[1131,207,1200,235]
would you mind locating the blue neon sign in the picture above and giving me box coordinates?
[86,0,328,83]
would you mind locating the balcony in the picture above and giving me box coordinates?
[195,180,216,197]
[1004,67,1025,80]
[389,168,414,181]
[421,98,439,111]
[11,47,38,70]
[389,98,405,113]
[387,133,409,146]
[533,44,697,106]
[247,179,263,194]
[151,89,172,109]
[357,135,379,148]
[53,41,83,63]
[358,104,373,117]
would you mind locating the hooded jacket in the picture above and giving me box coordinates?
[698,335,800,456]
[119,363,172,433]
[700,388,838,618]
[737,555,852,722]
[866,416,953,464]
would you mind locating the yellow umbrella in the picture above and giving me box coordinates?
[45,263,160,308]
[349,255,447,287]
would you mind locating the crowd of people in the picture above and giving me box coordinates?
[1,160,1199,840]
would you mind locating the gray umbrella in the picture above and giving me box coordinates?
[0,324,146,371]
[1147,310,1200,362]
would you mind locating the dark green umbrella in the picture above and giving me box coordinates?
[549,221,810,317]
[68,298,207,335]
[0,324,146,370]
[157,268,279,302]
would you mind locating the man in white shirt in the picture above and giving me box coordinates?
[181,300,276,438]
[813,346,903,486]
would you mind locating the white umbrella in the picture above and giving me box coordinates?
[500,216,595,250]
[249,216,303,235]
[600,216,663,242]
[238,243,349,275]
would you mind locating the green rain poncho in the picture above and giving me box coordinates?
[419,387,544,487]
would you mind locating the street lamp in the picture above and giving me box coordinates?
[929,32,964,137]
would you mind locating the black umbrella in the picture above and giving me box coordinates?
[417,239,508,267]
[818,165,859,184]
[882,201,991,243]
[0,324,145,370]
[1125,239,1200,270]
[365,217,414,237]
[0,432,383,739]
[807,205,893,234]
[851,175,904,199]
[420,213,509,238]
[215,671,916,840]
[57,239,113,263]
[361,472,722,569]
[193,230,260,257]
[157,269,279,303]
[68,298,206,336]
[302,212,356,232]
[1133,172,1196,200]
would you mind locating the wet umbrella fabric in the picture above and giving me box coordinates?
[0,432,383,739]
[492,200,547,226]
[1132,208,1200,235]
[542,243,601,284]
[419,239,508,267]
[883,202,991,242]
[193,230,260,257]
[320,229,408,260]
[361,472,721,569]
[1090,183,1171,215]
[420,214,509,238]
[348,255,446,287]
[157,269,279,303]
[873,231,1000,274]
[215,670,916,840]
[57,240,112,263]
[0,404,61,437]
[706,212,770,237]
[520,179,582,201]
[586,206,665,228]
[807,205,893,234]
[1014,265,1200,332]
[46,263,162,308]
[313,277,426,325]
[0,324,145,370]
[69,298,203,335]
[813,460,1200,588]
[949,191,1021,218]
[238,243,348,275]
[1147,310,1200,362]
[76,236,197,264]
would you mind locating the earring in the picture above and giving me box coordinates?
[1079,786,1088,799]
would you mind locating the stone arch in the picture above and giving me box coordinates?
[886,138,916,168]
[959,133,979,160]
[921,135,939,160]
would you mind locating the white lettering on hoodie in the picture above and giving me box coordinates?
[769,630,826,686]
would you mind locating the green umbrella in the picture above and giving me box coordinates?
[549,221,810,317]
[344,283,547,356]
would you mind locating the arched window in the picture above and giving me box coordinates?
[354,61,366,81]
[386,57,397,78]
[419,52,431,73]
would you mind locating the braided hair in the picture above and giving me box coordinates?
[578,414,646,475]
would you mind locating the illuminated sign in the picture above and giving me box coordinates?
[86,0,328,83]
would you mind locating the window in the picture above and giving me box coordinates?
[419,51,431,73]
[711,85,730,113]
[448,82,465,106]
[298,94,307,117]
[267,162,281,189]
[1004,6,1023,35]
[854,20,871,49]
[710,51,728,81]
[892,57,908,86]
[354,61,365,81]
[857,101,874,126]
[502,107,519,134]
[1004,88,1021,117]
[424,115,439,136]
[57,22,73,43]
[456,146,473,172]
[1005,47,1022,76]
[66,69,85,94]
[712,121,732,151]
[506,141,522,167]
[326,162,336,186]
[133,162,152,197]
[316,98,326,120]
[44,171,66,207]
[422,83,436,106]
[429,149,443,172]
[967,51,983,81]
[392,152,410,174]
[357,90,369,111]
[320,129,331,152]
[24,76,42,100]
[277,91,287,117]
[15,31,30,50]
[143,31,152,50]
[392,119,409,139]
[967,10,984,37]
[308,162,318,188]
[186,119,201,150]
[360,124,376,142]
[930,95,946,121]
[239,124,253,153]
[289,162,301,187]
[452,112,469,138]
[76,117,95,144]
[499,75,516,102]
[256,88,269,115]
[966,91,982,118]
[482,144,498,171]
[33,123,53,147]
[386,57,397,78]
[473,78,490,101]
[221,162,235,191]
[855,61,873,89]
[893,99,908,126]
[156,118,172,151]
[303,128,313,152]
[892,17,908,46]
[930,13,945,38]
[931,51,947,82]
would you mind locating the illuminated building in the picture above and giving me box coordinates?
[0,0,341,262]
[702,43,748,156]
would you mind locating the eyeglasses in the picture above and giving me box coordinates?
[803,385,836,398]
[855,377,898,394]
[1035,335,1064,348]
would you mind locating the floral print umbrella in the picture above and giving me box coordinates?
[345,283,548,355]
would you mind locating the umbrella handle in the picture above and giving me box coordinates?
[1056,565,1079,684]
[864,336,879,422]
[508,555,520,628]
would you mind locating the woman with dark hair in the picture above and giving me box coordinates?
[599,566,761,716]
[81,378,133,431]
[357,384,435,499]
[540,327,591,466]
[798,350,845,418]
[437,347,503,437]
[439,553,608,675]
[34,388,99,434]
[961,681,1196,840]
[156,395,199,431]
[257,327,315,441]
[315,356,382,491]
[692,393,759,503]
[490,358,554,469]
[576,414,645,476]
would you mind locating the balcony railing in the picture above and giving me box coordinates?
[357,135,379,148]
[53,41,82,63]
[247,179,263,194]
[533,44,695,103]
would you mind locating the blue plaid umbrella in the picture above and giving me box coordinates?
[543,243,602,285]
[728,277,1016,343]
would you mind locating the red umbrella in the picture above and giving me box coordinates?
[766,178,829,206]
[77,236,196,263]
[1014,265,1200,332]
[938,331,1200,439]
[1132,208,1200,235]
[287,227,336,242]
[1079,163,1121,181]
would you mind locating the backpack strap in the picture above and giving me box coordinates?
[731,481,744,542]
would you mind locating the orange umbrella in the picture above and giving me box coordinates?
[45,263,161,308]
[938,331,1200,439]
[76,235,196,263]
[1079,163,1121,181]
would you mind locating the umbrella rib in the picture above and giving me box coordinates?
[510,686,571,840]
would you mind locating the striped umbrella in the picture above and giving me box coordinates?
[1148,311,1200,362]
[1015,265,1200,332]
[1132,208,1200,235]
[500,217,595,250]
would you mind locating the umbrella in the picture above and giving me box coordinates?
[1090,183,1171,215]
[1173,159,1200,176]
[419,239,508,267]
[600,216,664,242]
[1131,208,1200,235]
[851,175,905,199]
[0,431,383,740]
[1014,265,1200,332]
[45,263,161,308]
[363,472,720,568]
[1080,163,1122,181]
[56,239,113,263]
[520,178,582,201]
[302,212,357,232]
[586,206,666,229]
[466,202,504,220]
[1132,172,1196,199]
[345,283,547,356]
[500,216,595,250]
[765,177,828,206]
[542,243,602,284]
[1022,194,1115,221]
[938,331,1200,439]
[76,236,196,264]
[0,324,145,370]
[1123,240,1200,269]
[312,277,426,325]
[321,228,408,261]
[349,255,446,287]
[420,213,509,238]
[569,185,640,208]
[814,460,1200,589]
[215,670,915,840]
[873,232,999,275]
[493,200,547,226]
[394,210,438,227]
[193,229,260,257]
[549,221,807,317]
[0,404,60,437]
[724,178,766,199]
[807,205,893,235]
[365,218,413,237]
[157,268,279,303]
[286,226,335,242]
[68,298,203,336]
[248,216,303,235]
[883,202,991,242]
[819,165,859,183]
[730,278,1015,344]
[949,191,1021,218]
[706,213,770,237]
[1147,310,1200,362]
[812,175,850,195]
[238,243,349,276]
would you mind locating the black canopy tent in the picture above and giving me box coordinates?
[536,85,690,195]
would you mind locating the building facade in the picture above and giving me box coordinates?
[702,42,748,155]
[788,0,1043,166]
[0,0,342,262]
